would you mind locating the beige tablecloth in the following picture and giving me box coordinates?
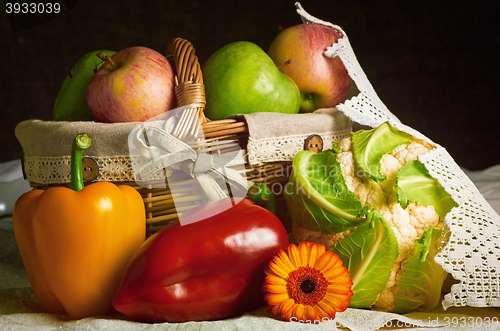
[1,227,500,331]
[2,160,500,330]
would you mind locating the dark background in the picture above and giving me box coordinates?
[1,0,499,170]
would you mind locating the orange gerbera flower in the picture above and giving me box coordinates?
[262,241,353,323]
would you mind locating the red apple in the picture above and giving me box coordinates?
[87,46,177,122]
[268,23,352,113]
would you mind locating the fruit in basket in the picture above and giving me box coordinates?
[202,41,301,120]
[112,197,289,323]
[87,46,177,122]
[12,133,145,319]
[53,49,116,121]
[268,23,352,113]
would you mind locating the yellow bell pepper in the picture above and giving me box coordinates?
[13,133,145,319]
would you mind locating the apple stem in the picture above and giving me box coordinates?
[96,52,117,70]
[277,59,291,71]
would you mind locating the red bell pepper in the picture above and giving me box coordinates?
[112,197,289,323]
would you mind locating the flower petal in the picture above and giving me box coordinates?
[265,274,288,286]
[317,299,337,318]
[283,307,294,322]
[292,303,306,321]
[323,292,351,311]
[327,276,353,290]
[316,243,326,256]
[270,303,281,316]
[298,242,311,267]
[327,284,354,295]
[314,250,333,271]
[304,305,318,322]
[326,272,350,283]
[266,304,274,314]
[277,249,295,273]
[269,258,291,279]
[323,265,349,280]
[287,244,302,269]
[331,291,354,302]
[279,298,295,316]
[315,251,340,273]
[305,242,318,267]
[332,254,344,268]
[263,283,288,294]
[266,292,290,306]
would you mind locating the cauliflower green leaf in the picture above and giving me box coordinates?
[352,121,413,182]
[393,227,448,313]
[284,149,369,234]
[396,160,458,219]
[331,211,399,308]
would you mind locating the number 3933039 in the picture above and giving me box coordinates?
[5,1,78,32]
[6,2,61,14]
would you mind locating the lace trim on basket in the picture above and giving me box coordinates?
[246,129,352,165]
[25,127,351,184]
[24,155,139,184]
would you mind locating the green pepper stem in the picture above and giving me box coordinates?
[71,133,92,192]
[246,183,277,214]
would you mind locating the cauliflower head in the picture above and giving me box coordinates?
[287,122,455,313]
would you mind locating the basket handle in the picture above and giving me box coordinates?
[166,38,208,139]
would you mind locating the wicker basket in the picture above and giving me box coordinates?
[21,120,292,236]
[16,38,351,237]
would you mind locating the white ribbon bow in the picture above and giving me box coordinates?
[128,114,250,201]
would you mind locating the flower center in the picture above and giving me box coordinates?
[300,279,316,294]
[287,266,329,306]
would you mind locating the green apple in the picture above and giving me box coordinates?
[202,41,301,120]
[53,50,116,121]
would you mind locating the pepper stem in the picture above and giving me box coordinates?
[247,183,276,214]
[71,133,92,192]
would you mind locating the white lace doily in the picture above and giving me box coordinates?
[294,2,500,309]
